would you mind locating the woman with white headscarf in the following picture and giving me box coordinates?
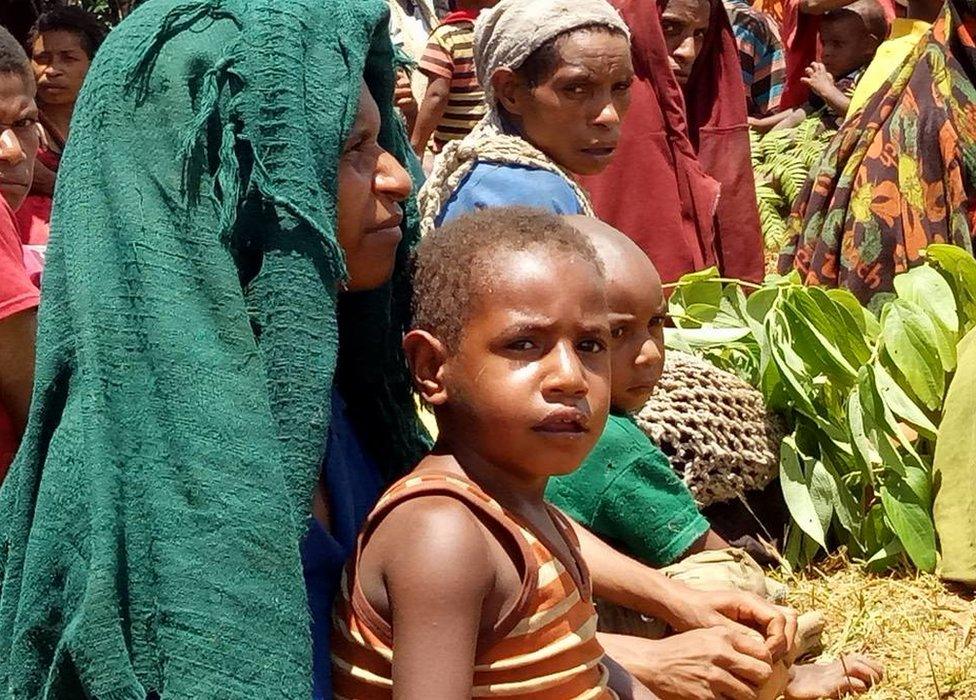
[418,0,634,233]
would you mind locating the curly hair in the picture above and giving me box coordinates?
[28,5,108,60]
[0,26,32,85]
[412,206,604,350]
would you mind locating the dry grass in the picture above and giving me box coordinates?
[777,555,976,699]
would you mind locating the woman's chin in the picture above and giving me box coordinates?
[569,153,616,177]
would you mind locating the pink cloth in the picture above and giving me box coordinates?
[14,146,60,245]
[0,198,40,482]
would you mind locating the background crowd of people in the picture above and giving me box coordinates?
[0,0,972,697]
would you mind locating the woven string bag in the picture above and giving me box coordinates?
[635,350,786,507]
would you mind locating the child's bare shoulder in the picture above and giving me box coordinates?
[362,492,498,601]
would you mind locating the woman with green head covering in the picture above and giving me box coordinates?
[0,0,427,697]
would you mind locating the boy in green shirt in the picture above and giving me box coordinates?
[546,217,724,567]
[548,216,885,699]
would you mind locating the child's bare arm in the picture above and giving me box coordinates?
[749,109,804,133]
[565,515,795,661]
[801,62,851,117]
[411,75,451,156]
[376,496,496,699]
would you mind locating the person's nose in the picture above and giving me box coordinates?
[374,149,412,202]
[541,341,588,399]
[0,128,27,165]
[634,336,663,370]
[674,35,698,66]
[593,96,623,127]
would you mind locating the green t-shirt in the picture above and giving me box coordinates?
[546,412,709,567]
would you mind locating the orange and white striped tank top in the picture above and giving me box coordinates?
[331,471,618,699]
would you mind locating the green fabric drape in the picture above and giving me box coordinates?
[934,328,976,588]
[0,1,427,697]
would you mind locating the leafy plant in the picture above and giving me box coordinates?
[750,119,836,263]
[666,245,976,572]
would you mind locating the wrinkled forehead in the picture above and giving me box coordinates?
[662,0,712,23]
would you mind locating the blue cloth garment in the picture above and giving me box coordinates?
[437,161,585,225]
[302,392,385,699]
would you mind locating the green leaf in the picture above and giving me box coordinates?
[880,474,937,572]
[665,327,752,346]
[819,448,863,540]
[872,363,938,439]
[847,385,880,482]
[807,287,872,364]
[767,313,820,420]
[782,292,859,384]
[894,265,959,335]
[893,268,958,372]
[780,437,828,548]
[809,458,836,541]
[880,299,945,410]
[865,538,905,572]
[826,288,881,338]
[672,267,723,310]
[922,245,976,333]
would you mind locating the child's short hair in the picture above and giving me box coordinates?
[0,27,32,86]
[412,206,604,350]
[822,0,887,44]
[28,5,108,60]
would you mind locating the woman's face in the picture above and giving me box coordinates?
[31,30,91,107]
[661,0,712,85]
[494,29,633,176]
[336,84,412,292]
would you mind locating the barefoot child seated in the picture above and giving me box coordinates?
[330,207,654,698]
[547,216,885,699]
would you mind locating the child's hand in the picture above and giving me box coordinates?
[800,62,836,98]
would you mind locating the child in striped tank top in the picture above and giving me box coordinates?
[331,207,656,698]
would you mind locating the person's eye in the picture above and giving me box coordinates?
[610,326,627,340]
[13,117,37,129]
[662,21,680,36]
[578,338,607,353]
[343,134,372,156]
[612,79,633,93]
[649,315,667,329]
[506,338,537,352]
[694,29,707,38]
[563,83,589,97]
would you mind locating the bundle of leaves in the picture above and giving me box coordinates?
[665,245,976,572]
[751,119,836,262]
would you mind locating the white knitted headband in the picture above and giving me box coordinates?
[473,0,631,107]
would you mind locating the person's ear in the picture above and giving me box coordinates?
[491,68,526,117]
[403,329,450,406]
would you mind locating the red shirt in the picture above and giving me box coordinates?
[0,197,40,481]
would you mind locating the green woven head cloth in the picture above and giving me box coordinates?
[0,0,426,697]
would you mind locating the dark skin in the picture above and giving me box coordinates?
[568,216,884,699]
[310,82,412,527]
[0,71,40,448]
[393,248,655,698]
[660,0,711,86]
[410,0,498,155]
[29,29,92,197]
[492,28,633,176]
[802,13,882,115]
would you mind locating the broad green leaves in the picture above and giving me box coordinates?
[665,251,965,572]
